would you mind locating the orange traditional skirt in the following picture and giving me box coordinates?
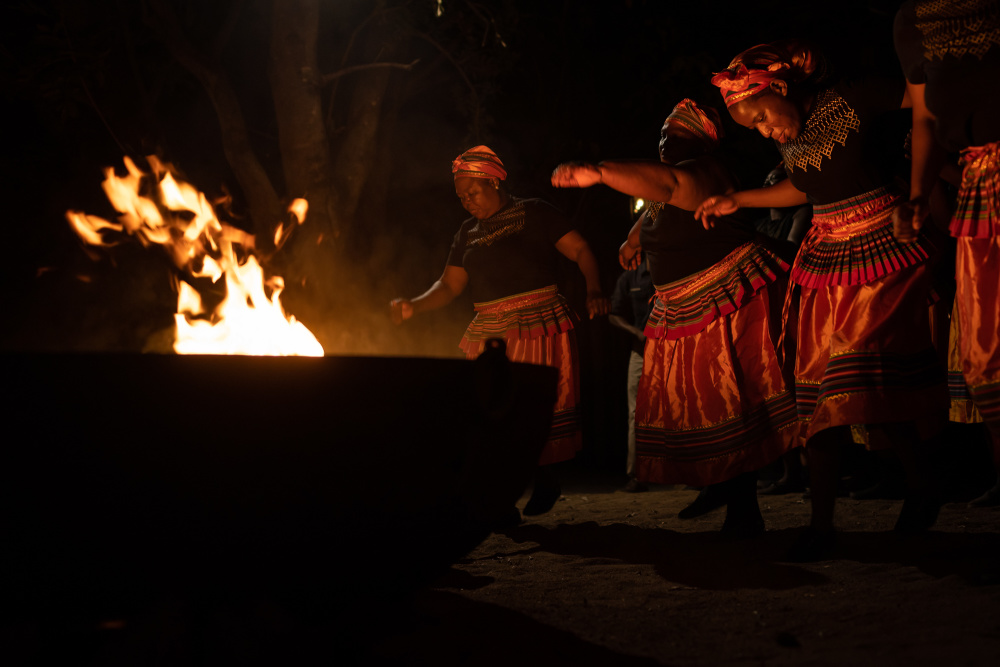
[789,188,947,442]
[635,241,800,486]
[949,142,1000,433]
[461,285,582,465]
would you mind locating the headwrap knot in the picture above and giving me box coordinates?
[452,145,508,181]
[711,44,792,108]
[664,99,724,150]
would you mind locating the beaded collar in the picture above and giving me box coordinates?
[915,0,1000,60]
[779,88,860,173]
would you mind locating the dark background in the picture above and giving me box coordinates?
[0,0,908,472]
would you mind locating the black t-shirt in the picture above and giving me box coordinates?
[446,197,575,304]
[779,77,910,204]
[641,202,755,286]
[894,0,1000,152]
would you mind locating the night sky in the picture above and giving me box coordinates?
[0,0,908,467]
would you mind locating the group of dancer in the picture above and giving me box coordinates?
[391,0,1000,561]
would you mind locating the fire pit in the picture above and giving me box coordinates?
[1,346,556,619]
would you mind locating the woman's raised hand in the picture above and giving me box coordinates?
[389,298,413,324]
[551,162,602,189]
[618,239,642,271]
[694,195,739,230]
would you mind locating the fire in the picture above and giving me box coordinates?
[66,156,324,357]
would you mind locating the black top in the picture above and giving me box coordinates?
[640,154,756,285]
[894,0,1000,152]
[779,77,910,204]
[641,204,756,286]
[446,197,575,304]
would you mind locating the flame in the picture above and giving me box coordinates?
[66,157,324,357]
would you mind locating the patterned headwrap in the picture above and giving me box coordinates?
[451,145,508,180]
[664,99,724,150]
[711,43,792,108]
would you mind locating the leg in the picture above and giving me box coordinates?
[523,463,562,516]
[785,426,848,562]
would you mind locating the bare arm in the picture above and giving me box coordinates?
[695,178,808,229]
[619,213,644,270]
[893,81,948,242]
[552,159,729,211]
[555,230,610,318]
[389,264,468,324]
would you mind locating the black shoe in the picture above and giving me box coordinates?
[969,480,1000,508]
[523,480,561,516]
[492,506,522,531]
[622,476,648,493]
[894,491,944,533]
[783,528,837,562]
[678,484,728,519]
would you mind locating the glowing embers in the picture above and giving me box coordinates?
[66,156,323,357]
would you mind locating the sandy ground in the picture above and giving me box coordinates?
[5,467,997,666]
[366,469,1000,667]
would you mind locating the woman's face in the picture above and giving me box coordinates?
[658,123,705,164]
[729,81,803,144]
[455,176,503,219]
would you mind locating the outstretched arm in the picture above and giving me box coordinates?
[389,264,469,324]
[555,230,610,319]
[695,179,808,229]
[552,159,724,211]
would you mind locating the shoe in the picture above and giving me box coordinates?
[678,484,728,519]
[491,506,522,531]
[523,480,561,516]
[969,480,1000,508]
[622,476,648,493]
[783,528,837,562]
[894,491,944,533]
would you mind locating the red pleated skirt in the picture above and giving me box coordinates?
[461,285,582,465]
[635,241,801,486]
[790,188,947,441]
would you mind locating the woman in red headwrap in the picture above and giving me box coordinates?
[893,0,1000,507]
[390,145,610,519]
[551,99,801,539]
[696,42,949,559]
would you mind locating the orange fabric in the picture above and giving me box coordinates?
[954,236,1000,425]
[635,277,800,486]
[792,261,948,441]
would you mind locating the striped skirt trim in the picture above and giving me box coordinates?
[794,347,943,421]
[791,187,932,288]
[460,285,577,354]
[951,141,1000,239]
[969,380,1000,423]
[637,390,798,461]
[644,240,788,340]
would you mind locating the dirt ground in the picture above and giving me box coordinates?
[366,469,1000,667]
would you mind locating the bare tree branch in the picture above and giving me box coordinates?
[321,59,419,84]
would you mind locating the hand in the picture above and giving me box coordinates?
[585,291,611,319]
[389,298,413,324]
[892,197,927,244]
[551,162,602,189]
[618,240,642,270]
[694,195,739,230]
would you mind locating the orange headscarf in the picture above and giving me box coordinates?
[664,99,724,150]
[451,145,508,180]
[711,44,792,108]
